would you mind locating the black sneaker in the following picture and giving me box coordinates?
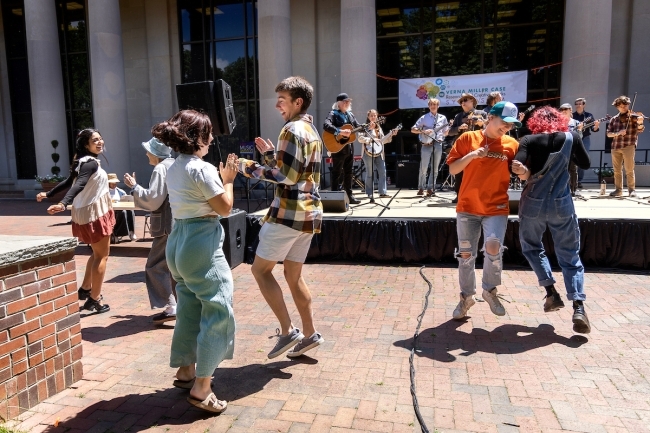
[82,296,110,314]
[78,287,91,300]
[451,196,458,204]
[152,311,176,325]
[543,292,565,312]
[572,301,591,334]
[349,197,361,204]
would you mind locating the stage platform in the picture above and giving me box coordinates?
[245,184,650,270]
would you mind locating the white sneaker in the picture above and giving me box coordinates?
[452,293,476,320]
[482,288,506,316]
[129,231,138,241]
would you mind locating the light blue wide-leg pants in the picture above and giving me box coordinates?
[166,217,235,377]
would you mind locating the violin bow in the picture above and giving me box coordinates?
[625,92,638,132]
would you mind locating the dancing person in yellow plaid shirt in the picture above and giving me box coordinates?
[239,76,325,359]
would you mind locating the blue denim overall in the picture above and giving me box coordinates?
[518,132,585,301]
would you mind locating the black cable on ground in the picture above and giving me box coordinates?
[410,266,434,433]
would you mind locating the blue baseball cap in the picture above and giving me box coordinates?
[141,137,171,159]
[489,101,522,128]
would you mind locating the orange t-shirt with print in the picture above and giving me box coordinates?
[446,130,519,216]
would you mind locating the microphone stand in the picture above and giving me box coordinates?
[351,124,390,210]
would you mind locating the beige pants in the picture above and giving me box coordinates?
[611,145,636,191]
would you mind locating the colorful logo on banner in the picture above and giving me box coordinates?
[399,71,528,109]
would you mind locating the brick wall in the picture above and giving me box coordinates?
[0,249,82,421]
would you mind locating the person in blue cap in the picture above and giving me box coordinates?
[124,137,177,325]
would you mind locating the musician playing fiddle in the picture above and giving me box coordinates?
[606,95,645,198]
[358,109,399,199]
[411,98,449,196]
[447,93,487,203]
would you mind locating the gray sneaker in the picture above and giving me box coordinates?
[268,328,304,359]
[482,288,506,316]
[629,190,638,198]
[452,293,476,320]
[287,332,324,358]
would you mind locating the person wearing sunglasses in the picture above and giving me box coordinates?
[606,95,645,197]
[572,98,599,189]
[447,93,487,203]
[446,101,520,321]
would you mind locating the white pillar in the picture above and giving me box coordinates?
[144,0,174,124]
[561,0,612,156]
[258,0,292,140]
[87,0,130,177]
[24,0,69,178]
[627,0,650,149]
[341,0,376,155]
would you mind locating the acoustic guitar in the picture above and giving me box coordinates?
[323,117,385,154]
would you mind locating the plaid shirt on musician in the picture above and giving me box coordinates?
[607,112,645,150]
[239,113,323,234]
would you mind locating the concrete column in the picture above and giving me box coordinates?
[258,0,292,140]
[144,0,174,124]
[627,0,650,149]
[561,0,612,157]
[24,0,69,178]
[291,0,317,95]
[341,0,376,138]
[0,6,17,186]
[87,0,130,177]
[316,0,341,129]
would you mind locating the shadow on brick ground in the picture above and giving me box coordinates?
[394,320,588,363]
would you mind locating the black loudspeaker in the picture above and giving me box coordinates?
[396,161,419,188]
[320,191,349,212]
[175,80,236,136]
[220,209,247,269]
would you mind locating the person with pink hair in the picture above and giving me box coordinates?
[512,106,591,333]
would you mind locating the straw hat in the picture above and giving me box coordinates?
[456,93,477,106]
[107,173,119,184]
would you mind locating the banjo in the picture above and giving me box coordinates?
[364,124,402,157]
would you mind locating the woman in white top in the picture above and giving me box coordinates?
[36,129,115,314]
[357,109,399,198]
[152,110,238,414]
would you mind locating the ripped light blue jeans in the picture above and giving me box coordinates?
[456,212,508,296]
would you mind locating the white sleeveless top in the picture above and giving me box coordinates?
[71,156,113,225]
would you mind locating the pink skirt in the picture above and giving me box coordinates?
[72,209,116,244]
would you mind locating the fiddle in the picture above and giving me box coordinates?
[628,111,648,121]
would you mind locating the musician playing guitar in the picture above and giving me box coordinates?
[358,109,400,199]
[323,93,362,204]
[572,97,599,188]
[447,93,487,203]
[410,97,449,196]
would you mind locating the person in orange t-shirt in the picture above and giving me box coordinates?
[446,101,520,320]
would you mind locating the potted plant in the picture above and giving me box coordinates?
[35,173,67,192]
[593,167,615,183]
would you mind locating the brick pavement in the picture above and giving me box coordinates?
[1,199,650,433]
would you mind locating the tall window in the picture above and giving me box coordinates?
[376,0,564,154]
[178,0,258,164]
[1,0,36,179]
[56,0,93,161]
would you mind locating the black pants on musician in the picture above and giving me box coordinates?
[331,144,354,200]
[454,172,463,196]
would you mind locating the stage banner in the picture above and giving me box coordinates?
[398,70,528,109]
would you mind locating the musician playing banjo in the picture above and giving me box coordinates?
[358,109,399,199]
[323,93,362,204]
[411,98,449,197]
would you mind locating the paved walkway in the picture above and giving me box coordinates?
[1,200,650,433]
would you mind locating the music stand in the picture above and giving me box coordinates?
[351,125,389,210]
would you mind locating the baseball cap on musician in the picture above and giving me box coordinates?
[489,101,522,128]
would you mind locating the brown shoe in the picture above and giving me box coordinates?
[426,189,435,196]
[417,189,424,196]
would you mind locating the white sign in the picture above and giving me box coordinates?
[398,71,528,109]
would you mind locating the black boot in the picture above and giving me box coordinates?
[77,287,91,300]
[82,295,110,314]
[572,301,591,334]
[543,285,564,312]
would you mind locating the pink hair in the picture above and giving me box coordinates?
[526,106,569,134]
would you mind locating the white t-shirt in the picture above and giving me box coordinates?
[166,153,226,220]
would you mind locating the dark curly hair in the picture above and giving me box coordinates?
[151,110,212,155]
[69,128,102,178]
[526,106,569,134]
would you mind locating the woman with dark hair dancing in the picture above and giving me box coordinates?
[36,129,114,314]
[152,110,238,414]
[512,106,591,333]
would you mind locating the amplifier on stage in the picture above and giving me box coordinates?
[396,161,419,189]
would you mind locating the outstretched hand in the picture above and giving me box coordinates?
[254,137,274,154]
[47,203,65,215]
[219,153,239,184]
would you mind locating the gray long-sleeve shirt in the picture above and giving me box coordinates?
[131,157,174,237]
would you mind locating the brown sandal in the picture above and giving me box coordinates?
[187,392,227,414]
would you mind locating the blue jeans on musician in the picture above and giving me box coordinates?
[577,135,590,182]
[419,143,442,190]
[362,153,387,196]
[455,212,508,296]
[519,196,586,301]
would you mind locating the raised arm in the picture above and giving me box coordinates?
[130,164,169,211]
